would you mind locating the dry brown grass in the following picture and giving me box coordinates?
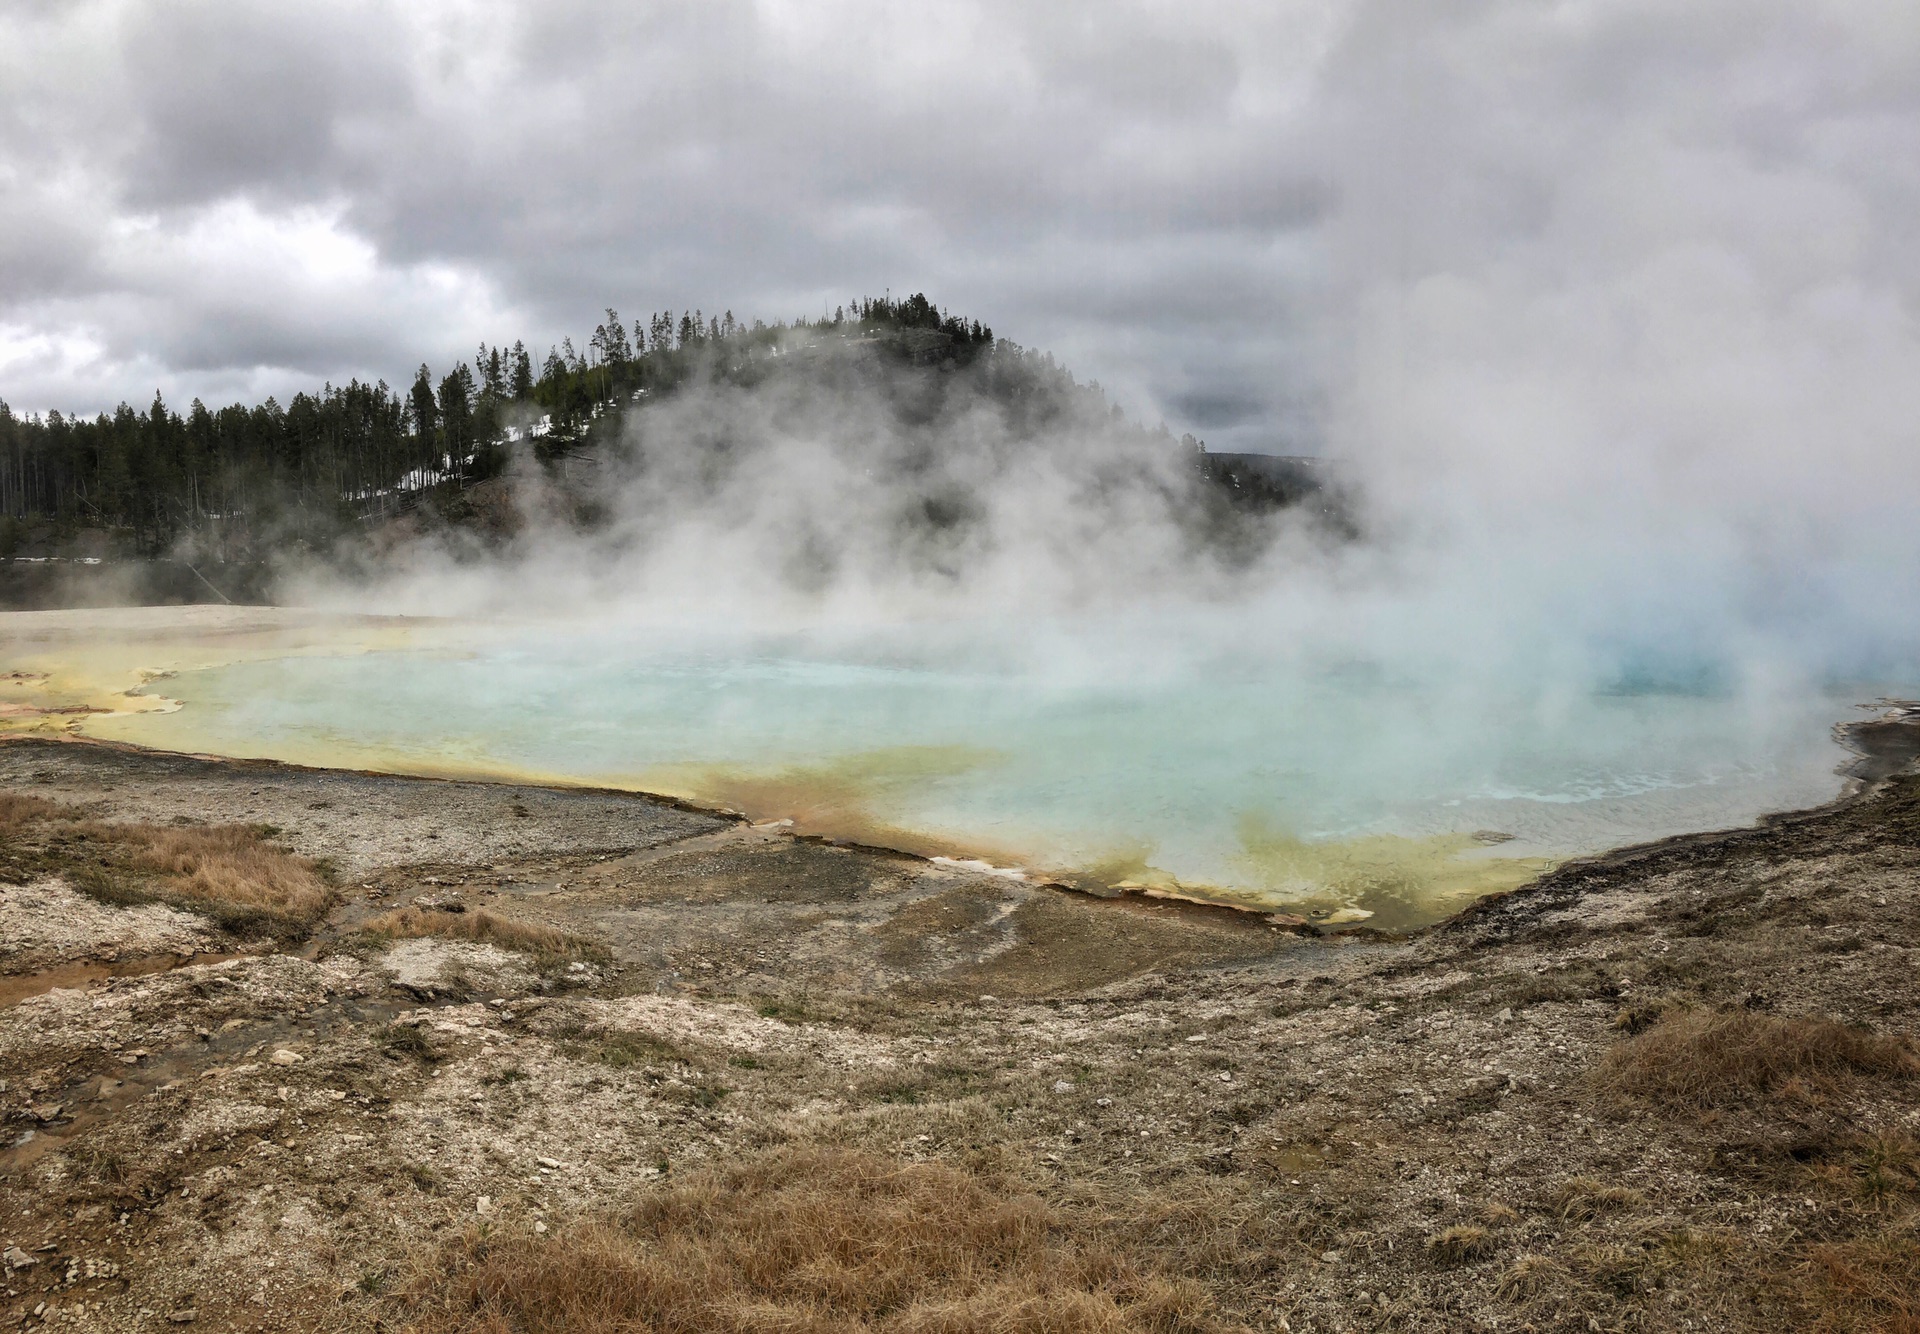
[399,1148,1244,1334]
[1803,1230,1920,1333]
[1494,1254,1563,1301]
[1426,1225,1496,1266]
[0,789,335,934]
[1597,1008,1920,1109]
[113,823,334,927]
[361,906,602,963]
[0,792,68,829]
[1549,1177,1644,1222]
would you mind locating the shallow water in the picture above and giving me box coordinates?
[80,618,1879,928]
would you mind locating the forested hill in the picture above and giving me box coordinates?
[0,294,1201,561]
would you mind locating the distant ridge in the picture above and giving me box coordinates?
[1192,450,1332,509]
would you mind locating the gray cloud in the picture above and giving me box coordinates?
[2,0,1917,518]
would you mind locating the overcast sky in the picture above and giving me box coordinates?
[3,0,1918,467]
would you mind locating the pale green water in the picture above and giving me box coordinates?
[93,619,1872,927]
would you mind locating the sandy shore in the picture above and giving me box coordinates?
[0,722,1915,1331]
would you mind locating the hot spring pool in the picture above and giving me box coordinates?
[73,616,1879,929]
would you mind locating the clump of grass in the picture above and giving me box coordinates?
[573,1030,684,1070]
[116,822,334,929]
[1609,997,1675,1035]
[0,792,67,829]
[1807,1131,1920,1212]
[1550,1177,1644,1222]
[0,794,334,935]
[664,1079,730,1110]
[1598,1008,1920,1109]
[757,997,817,1024]
[1803,1230,1920,1331]
[361,906,603,964]
[1427,1225,1496,1265]
[377,1023,442,1065]
[397,1147,1238,1333]
[1495,1254,1563,1301]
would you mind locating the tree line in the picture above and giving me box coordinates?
[0,295,1000,556]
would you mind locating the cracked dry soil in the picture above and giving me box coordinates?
[1,733,1917,1333]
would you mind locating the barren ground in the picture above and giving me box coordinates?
[1,727,1917,1333]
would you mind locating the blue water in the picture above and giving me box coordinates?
[100,620,1869,920]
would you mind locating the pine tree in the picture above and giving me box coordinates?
[409,366,438,468]
[510,342,534,399]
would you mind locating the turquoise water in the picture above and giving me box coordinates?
[102,620,1870,923]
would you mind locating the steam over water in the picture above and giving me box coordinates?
[97,613,1880,929]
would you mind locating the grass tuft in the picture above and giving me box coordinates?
[1598,1007,1920,1109]
[396,1147,1243,1333]
[360,906,603,964]
[1803,1230,1920,1333]
[1494,1254,1562,1301]
[1549,1177,1644,1222]
[116,822,335,929]
[0,791,333,935]
[1427,1225,1496,1266]
[0,792,68,829]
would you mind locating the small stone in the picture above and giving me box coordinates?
[5,1246,38,1269]
[167,1309,197,1324]
[1184,1033,1207,1043]
[1218,1071,1234,1082]
[477,1195,492,1215]
[1494,1007,1513,1022]
[1051,1080,1075,1094]
[536,1156,565,1170]
[533,1220,547,1234]
[269,1049,302,1066]
[27,1103,62,1122]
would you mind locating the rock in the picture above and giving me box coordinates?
[536,1156,566,1170]
[1495,1007,1514,1022]
[166,1309,197,1324]
[28,1103,63,1122]
[1052,1080,1075,1094]
[533,1220,548,1234]
[476,1195,492,1215]
[269,1049,302,1066]
[5,1246,38,1269]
